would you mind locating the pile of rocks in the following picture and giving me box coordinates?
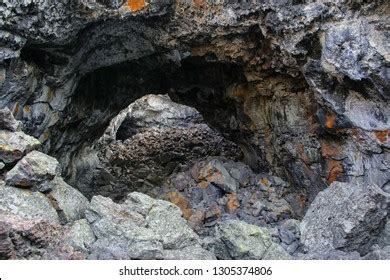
[1,108,389,260]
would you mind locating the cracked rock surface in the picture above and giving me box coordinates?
[0,0,389,260]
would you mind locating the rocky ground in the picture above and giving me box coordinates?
[1,98,389,260]
[0,0,389,260]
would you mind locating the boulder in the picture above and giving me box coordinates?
[300,182,390,254]
[85,192,204,259]
[48,177,89,223]
[198,159,239,193]
[65,219,96,253]
[0,214,85,260]
[0,185,59,223]
[0,107,21,131]
[5,151,61,187]
[214,219,291,260]
[0,130,40,163]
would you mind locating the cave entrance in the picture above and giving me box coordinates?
[76,93,242,202]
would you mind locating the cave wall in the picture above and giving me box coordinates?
[0,0,389,205]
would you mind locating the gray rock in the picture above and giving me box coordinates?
[145,199,200,249]
[300,182,390,254]
[5,151,61,187]
[296,250,362,260]
[363,246,390,260]
[66,219,96,253]
[0,185,59,223]
[0,107,21,131]
[376,218,390,249]
[0,130,40,163]
[85,192,204,259]
[215,219,291,260]
[163,245,216,260]
[49,177,89,222]
[198,159,239,193]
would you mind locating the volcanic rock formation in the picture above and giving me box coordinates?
[0,0,389,260]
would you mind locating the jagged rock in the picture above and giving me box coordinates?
[0,214,85,260]
[278,219,300,254]
[198,159,239,193]
[65,219,96,253]
[0,130,40,163]
[85,192,204,259]
[48,177,89,223]
[363,246,390,260]
[0,185,59,223]
[214,219,291,260]
[0,107,21,131]
[376,218,390,249]
[5,151,61,187]
[300,182,390,254]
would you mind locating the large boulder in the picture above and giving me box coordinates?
[300,182,390,254]
[0,185,59,223]
[48,177,89,223]
[0,130,40,164]
[0,107,21,132]
[0,214,85,260]
[65,219,96,253]
[5,151,61,187]
[85,192,212,259]
[212,219,291,260]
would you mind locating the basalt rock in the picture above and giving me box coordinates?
[0,0,387,207]
[0,0,389,260]
[300,182,390,255]
[85,192,213,260]
[5,151,61,188]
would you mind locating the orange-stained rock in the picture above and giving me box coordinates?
[205,204,222,221]
[320,140,340,158]
[166,191,193,220]
[193,0,206,7]
[127,0,146,12]
[374,130,389,143]
[326,160,343,184]
[226,193,240,213]
[259,177,270,188]
[325,115,337,129]
[197,180,209,189]
[188,210,205,231]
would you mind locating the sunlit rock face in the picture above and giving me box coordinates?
[0,0,389,209]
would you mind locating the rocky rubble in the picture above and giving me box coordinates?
[0,0,389,260]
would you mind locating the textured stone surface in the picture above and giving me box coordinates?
[0,185,59,223]
[85,192,210,260]
[300,182,390,254]
[0,0,387,206]
[0,107,20,131]
[5,151,61,187]
[0,130,40,163]
[49,177,89,223]
[0,0,389,260]
[0,214,85,260]
[214,219,291,260]
[65,219,96,253]
[71,94,241,200]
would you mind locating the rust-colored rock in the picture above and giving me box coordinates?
[325,115,337,129]
[226,193,240,213]
[326,160,343,184]
[374,130,389,143]
[166,191,193,220]
[127,0,146,12]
